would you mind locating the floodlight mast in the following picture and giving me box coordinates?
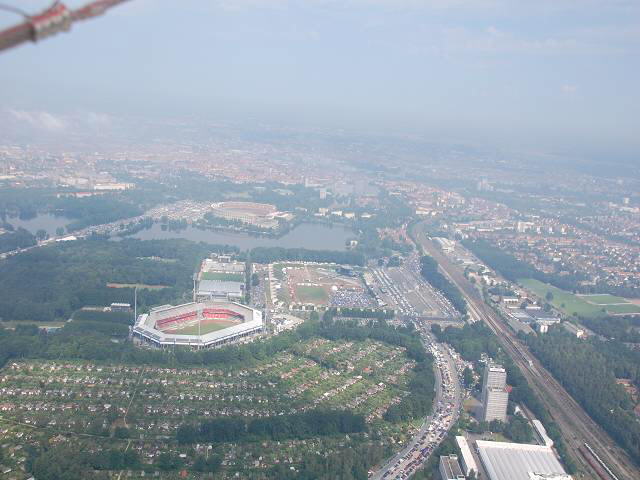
[0,0,132,53]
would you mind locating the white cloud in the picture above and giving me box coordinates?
[9,109,67,131]
[86,112,112,127]
[561,84,577,94]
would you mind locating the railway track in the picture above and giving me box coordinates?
[416,230,639,480]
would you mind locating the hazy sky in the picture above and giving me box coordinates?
[1,1,638,158]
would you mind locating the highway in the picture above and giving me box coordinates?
[368,255,465,480]
[370,330,463,480]
[414,226,640,480]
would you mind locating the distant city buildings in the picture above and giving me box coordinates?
[482,363,509,423]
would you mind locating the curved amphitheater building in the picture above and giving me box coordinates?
[133,300,263,349]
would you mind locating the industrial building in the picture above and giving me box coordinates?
[197,279,243,300]
[455,436,479,477]
[476,440,571,480]
[482,363,509,422]
[195,256,246,301]
[438,455,466,480]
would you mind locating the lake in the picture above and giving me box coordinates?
[7,213,72,236]
[125,222,354,251]
[6,213,355,251]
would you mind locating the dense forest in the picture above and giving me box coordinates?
[0,238,237,322]
[419,255,467,315]
[580,315,640,343]
[250,246,365,265]
[0,227,36,253]
[526,329,640,463]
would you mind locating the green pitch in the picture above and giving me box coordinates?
[164,321,235,336]
[295,285,329,304]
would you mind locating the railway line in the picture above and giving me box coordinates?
[415,229,639,480]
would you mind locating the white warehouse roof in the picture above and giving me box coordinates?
[477,440,570,480]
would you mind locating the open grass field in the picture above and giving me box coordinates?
[201,271,244,282]
[577,294,629,305]
[1,320,67,329]
[295,285,329,304]
[604,303,640,315]
[273,262,368,306]
[163,319,238,335]
[519,278,606,318]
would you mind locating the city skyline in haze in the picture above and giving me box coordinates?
[0,0,638,162]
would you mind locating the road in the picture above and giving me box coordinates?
[370,329,463,480]
[415,226,640,480]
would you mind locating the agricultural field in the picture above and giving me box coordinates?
[271,262,374,308]
[0,338,418,479]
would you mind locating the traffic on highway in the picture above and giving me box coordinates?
[370,325,464,480]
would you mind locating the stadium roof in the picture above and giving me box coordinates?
[133,300,262,348]
[476,440,569,480]
[202,259,245,273]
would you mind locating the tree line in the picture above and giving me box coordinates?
[250,246,365,266]
[526,328,640,463]
[177,410,366,444]
[420,255,467,315]
[324,307,394,320]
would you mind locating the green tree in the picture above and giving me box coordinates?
[462,367,474,388]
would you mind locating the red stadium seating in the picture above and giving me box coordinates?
[202,308,243,321]
[156,311,197,329]
[156,308,243,330]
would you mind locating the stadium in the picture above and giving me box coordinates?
[133,300,263,349]
[210,201,279,228]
